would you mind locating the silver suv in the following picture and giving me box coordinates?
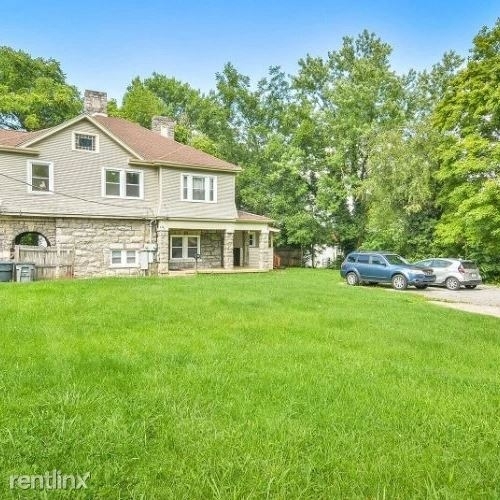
[412,258,482,290]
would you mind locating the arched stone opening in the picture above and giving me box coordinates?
[14,232,51,247]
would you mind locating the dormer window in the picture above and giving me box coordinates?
[73,132,98,152]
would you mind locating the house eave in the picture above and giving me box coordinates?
[235,220,280,231]
[0,211,154,221]
[163,216,278,232]
[0,145,40,156]
[129,159,241,173]
[0,212,279,232]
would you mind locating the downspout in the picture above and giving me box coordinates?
[155,166,163,274]
[156,167,163,218]
[149,218,154,243]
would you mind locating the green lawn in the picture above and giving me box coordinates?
[0,269,499,499]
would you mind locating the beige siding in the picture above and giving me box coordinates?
[248,247,260,268]
[160,168,237,219]
[0,121,159,218]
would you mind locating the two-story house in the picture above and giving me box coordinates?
[0,90,275,277]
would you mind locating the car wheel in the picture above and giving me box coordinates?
[445,277,461,290]
[392,274,408,290]
[465,285,477,289]
[346,272,359,286]
[415,285,427,289]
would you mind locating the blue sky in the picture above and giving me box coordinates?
[2,1,499,102]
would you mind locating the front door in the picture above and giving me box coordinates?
[367,255,390,281]
[233,248,241,267]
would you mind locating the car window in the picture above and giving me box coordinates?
[357,255,369,264]
[384,254,407,265]
[416,259,431,267]
[461,260,478,269]
[347,254,357,263]
[430,259,447,268]
[371,256,385,266]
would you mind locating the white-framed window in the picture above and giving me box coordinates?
[110,249,139,267]
[73,132,99,152]
[102,168,143,199]
[248,231,257,247]
[170,235,200,259]
[27,160,54,194]
[181,174,217,203]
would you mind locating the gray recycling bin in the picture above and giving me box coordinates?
[0,261,14,282]
[15,263,36,282]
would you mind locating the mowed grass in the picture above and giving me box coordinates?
[0,270,499,499]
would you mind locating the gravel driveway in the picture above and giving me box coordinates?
[410,284,500,318]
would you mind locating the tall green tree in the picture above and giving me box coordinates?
[294,31,407,252]
[224,64,333,255]
[113,77,168,129]
[0,46,81,130]
[362,53,463,257]
[213,34,418,256]
[433,21,500,278]
[115,74,223,155]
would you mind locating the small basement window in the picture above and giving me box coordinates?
[110,249,138,267]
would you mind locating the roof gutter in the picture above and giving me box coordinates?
[129,159,242,173]
[0,211,153,220]
[0,145,39,156]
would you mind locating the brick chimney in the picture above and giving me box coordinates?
[151,116,176,139]
[84,90,108,116]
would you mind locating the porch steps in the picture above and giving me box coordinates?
[197,268,269,274]
[168,268,269,277]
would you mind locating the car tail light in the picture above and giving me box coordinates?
[458,264,465,274]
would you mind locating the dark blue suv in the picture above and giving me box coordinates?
[340,251,435,290]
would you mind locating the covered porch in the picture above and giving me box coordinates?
[156,213,277,275]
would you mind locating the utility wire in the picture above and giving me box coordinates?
[0,171,155,215]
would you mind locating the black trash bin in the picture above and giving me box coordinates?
[0,261,14,282]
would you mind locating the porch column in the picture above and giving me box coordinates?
[223,230,234,270]
[156,222,169,275]
[259,230,270,269]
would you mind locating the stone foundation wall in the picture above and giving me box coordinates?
[0,216,274,276]
[223,230,234,270]
[0,216,57,259]
[156,221,169,275]
[56,218,150,277]
[0,216,150,277]
[168,230,223,270]
[200,230,223,268]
